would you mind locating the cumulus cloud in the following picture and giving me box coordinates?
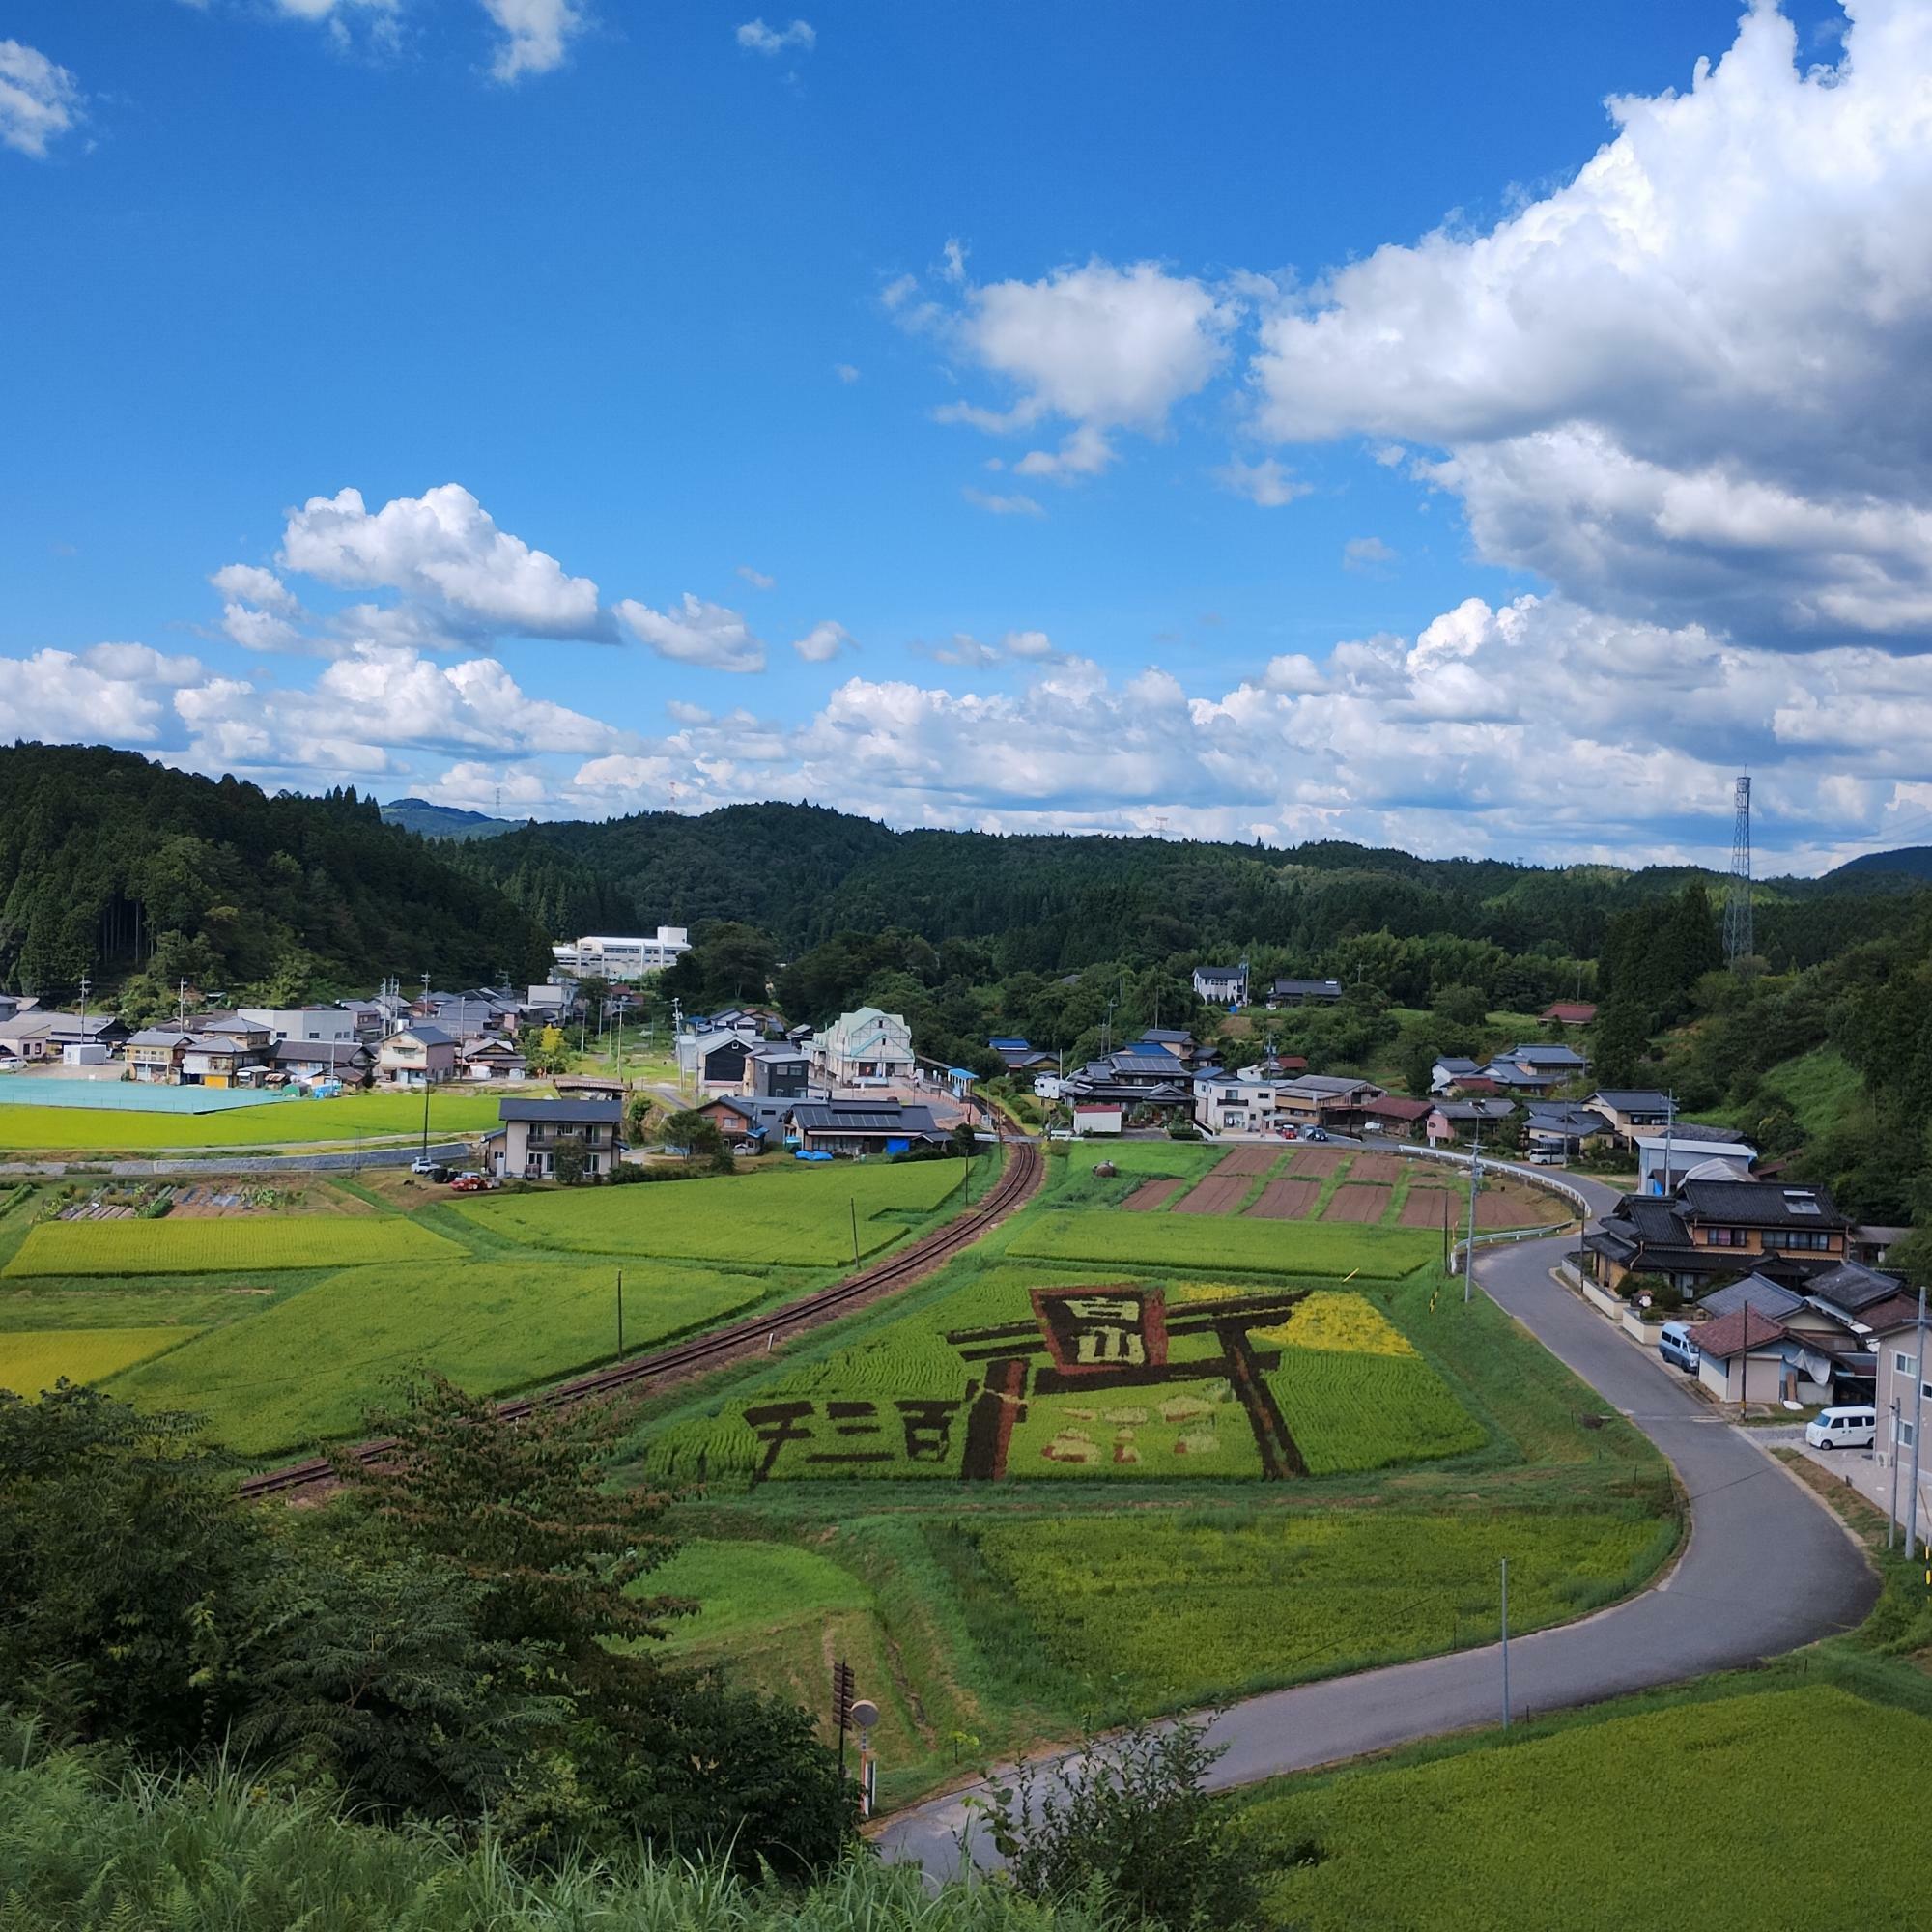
[615,593,766,672]
[962,487,1045,519]
[1212,456,1309,508]
[791,619,853,663]
[1249,0,1932,643]
[278,483,604,639]
[0,39,81,157]
[1342,535,1398,572]
[477,0,584,80]
[736,17,814,55]
[917,258,1237,482]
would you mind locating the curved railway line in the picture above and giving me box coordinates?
[240,1133,1043,1500]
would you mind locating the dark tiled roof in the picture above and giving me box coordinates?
[498,1098,622,1124]
[788,1101,945,1137]
[1700,1275,1806,1322]
[1862,1293,1926,1337]
[1804,1261,1905,1312]
[1623,1196,1693,1246]
[392,1022,455,1047]
[1591,1090,1673,1111]
[1678,1179,1845,1230]
[1271,978,1343,997]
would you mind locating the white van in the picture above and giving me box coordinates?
[1804,1406,1877,1451]
[1658,1321,1700,1373]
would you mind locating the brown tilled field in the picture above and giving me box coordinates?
[1245,1177,1321,1219]
[1322,1181,1392,1224]
[1174,1175,1251,1215]
[1213,1144,1281,1177]
[1285,1147,1349,1176]
[1474,1182,1569,1228]
[1343,1151,1405,1181]
[1398,1185,1457,1228]
[1122,1177,1187,1211]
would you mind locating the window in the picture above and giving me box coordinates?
[1704,1227,1747,1247]
[1896,1351,1918,1378]
[1902,1420,1918,1450]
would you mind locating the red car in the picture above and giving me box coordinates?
[447,1173,491,1193]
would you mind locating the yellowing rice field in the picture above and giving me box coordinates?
[2,1214,464,1278]
[0,1326,195,1395]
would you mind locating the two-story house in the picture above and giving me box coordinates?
[485,1096,622,1179]
[182,1013,276,1087]
[378,1022,458,1088]
[1584,1179,1849,1296]
[1273,1074,1387,1133]
[810,1007,916,1086]
[1585,1089,1676,1145]
[1191,963,1249,1008]
[1871,1301,1931,1509]
[1194,1066,1277,1134]
[745,1042,812,1099]
[125,1026,197,1083]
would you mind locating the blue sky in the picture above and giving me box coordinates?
[4,0,1927,872]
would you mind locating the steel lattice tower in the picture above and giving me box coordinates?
[1724,774,1753,966]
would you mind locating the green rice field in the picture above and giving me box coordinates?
[0,1325,195,1395]
[457,1157,967,1264]
[0,1088,506,1151]
[1009,1208,1439,1278]
[107,1259,776,1455]
[1236,1685,1932,1930]
[3,1214,463,1278]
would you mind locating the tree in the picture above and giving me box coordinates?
[551,1132,588,1185]
[971,1715,1257,1930]
[663,1107,733,1173]
[1590,997,1653,1089]
[624,1094,655,1143]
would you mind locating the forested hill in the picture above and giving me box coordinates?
[0,745,554,1001]
[448,800,1919,975]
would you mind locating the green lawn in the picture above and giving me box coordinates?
[647,1537,873,1649]
[1,1325,197,1396]
[458,1158,967,1265]
[1235,1685,1932,1930]
[105,1258,778,1456]
[3,1214,462,1278]
[1009,1209,1438,1278]
[0,1089,507,1151]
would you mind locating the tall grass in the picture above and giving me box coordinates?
[0,1729,1106,1932]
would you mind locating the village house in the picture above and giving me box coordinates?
[1521,1102,1618,1159]
[484,1097,622,1180]
[810,1007,916,1086]
[239,1005,359,1043]
[1190,963,1249,1008]
[1193,1067,1277,1135]
[1585,1090,1677,1144]
[696,1094,791,1151]
[1358,1095,1433,1141]
[180,1013,277,1086]
[1425,1097,1519,1145]
[1871,1302,1931,1499]
[744,1041,812,1100]
[124,1026,197,1083]
[1476,1042,1588,1094]
[378,1022,458,1088]
[1273,1074,1386,1133]
[1539,1000,1598,1027]
[459,1037,528,1081]
[0,1009,126,1064]
[1430,1056,1483,1094]
[273,1037,374,1087]
[1631,1124,1757,1194]
[1267,976,1344,1008]
[1691,1306,1840,1406]
[784,1097,949,1157]
[1584,1179,1849,1297]
[678,1026,762,1094]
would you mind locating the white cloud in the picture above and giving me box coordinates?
[834,362,861,384]
[736,17,814,55]
[0,40,81,158]
[477,0,584,80]
[416,761,551,813]
[615,593,766,672]
[0,647,184,743]
[1342,535,1398,572]
[1249,0,1932,643]
[962,487,1045,519]
[736,564,777,590]
[1013,424,1116,483]
[791,619,853,663]
[939,237,968,285]
[278,483,604,639]
[1212,456,1309,508]
[921,628,1061,668]
[269,0,402,53]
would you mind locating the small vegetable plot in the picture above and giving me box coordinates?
[457,1158,966,1264]
[2,1214,461,1278]
[640,1278,1479,1486]
[0,1326,193,1395]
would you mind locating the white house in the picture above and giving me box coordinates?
[810,1007,915,1086]
[1194,1066,1278,1134]
[241,1006,359,1043]
[1191,963,1249,1008]
[378,1023,458,1087]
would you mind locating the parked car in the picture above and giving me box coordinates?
[409,1154,441,1175]
[1277,1125,1299,1140]
[1304,1127,1330,1143]
[1658,1321,1700,1373]
[1805,1406,1878,1451]
[448,1173,491,1192]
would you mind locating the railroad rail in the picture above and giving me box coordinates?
[239,1134,1043,1500]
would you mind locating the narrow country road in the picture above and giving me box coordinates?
[877,1172,1879,1874]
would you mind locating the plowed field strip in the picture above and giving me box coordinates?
[1322,1182,1392,1224]
[1213,1144,1280,1177]
[1286,1148,1348,1176]
[1173,1175,1250,1215]
[1122,1178,1186,1211]
[1245,1178,1321,1220]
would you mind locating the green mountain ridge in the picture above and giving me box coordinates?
[379,797,522,840]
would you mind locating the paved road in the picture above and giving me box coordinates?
[878,1217,1879,1874]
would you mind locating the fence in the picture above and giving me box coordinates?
[1384,1141,1594,1274]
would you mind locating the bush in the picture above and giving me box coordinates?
[1167,1122,1203,1140]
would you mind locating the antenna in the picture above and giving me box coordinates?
[1724,774,1753,968]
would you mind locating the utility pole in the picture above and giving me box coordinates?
[1908,1286,1928,1561]
[1463,1121,1483,1303]
[1661,1092,1676,1199]
[1500,1558,1512,1729]
[1889,1398,1903,1550]
[616,1267,624,1359]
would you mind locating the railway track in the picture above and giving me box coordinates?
[240,1134,1043,1500]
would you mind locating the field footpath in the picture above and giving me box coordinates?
[876,1204,1881,1872]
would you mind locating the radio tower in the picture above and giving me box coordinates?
[1724,773,1753,968]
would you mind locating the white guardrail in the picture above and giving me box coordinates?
[1382,1141,1592,1274]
